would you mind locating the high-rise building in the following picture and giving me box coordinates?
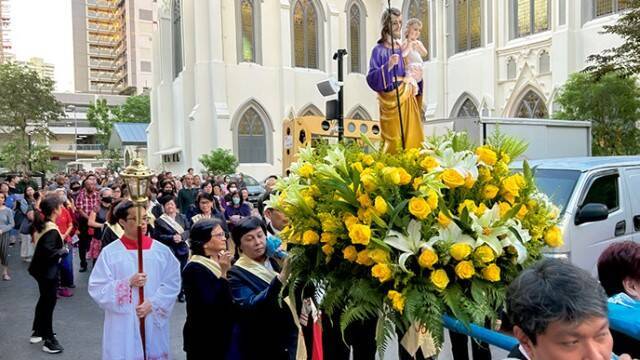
[72,0,155,95]
[0,0,13,63]
[16,57,55,80]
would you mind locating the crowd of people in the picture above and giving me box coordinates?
[1,168,638,359]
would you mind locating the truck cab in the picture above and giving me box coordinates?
[523,156,640,275]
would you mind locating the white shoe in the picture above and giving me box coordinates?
[30,336,43,344]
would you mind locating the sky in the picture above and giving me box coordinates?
[11,0,74,92]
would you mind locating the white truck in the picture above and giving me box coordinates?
[424,117,592,159]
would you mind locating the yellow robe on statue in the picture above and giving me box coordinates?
[377,81,425,154]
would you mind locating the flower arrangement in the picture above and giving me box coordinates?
[268,131,562,355]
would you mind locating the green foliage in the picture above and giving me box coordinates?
[87,95,150,147]
[198,148,239,175]
[0,62,62,172]
[0,137,54,173]
[554,72,640,155]
[102,148,123,172]
[585,1,640,77]
[486,129,528,160]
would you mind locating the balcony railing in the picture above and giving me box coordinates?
[87,10,115,21]
[88,47,117,57]
[87,35,118,46]
[86,0,117,10]
[89,59,117,70]
[49,144,104,152]
[87,23,117,33]
[49,120,93,128]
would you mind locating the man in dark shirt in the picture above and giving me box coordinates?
[177,174,198,215]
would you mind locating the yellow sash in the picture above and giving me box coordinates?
[159,213,185,234]
[190,213,211,224]
[234,255,307,360]
[188,255,222,278]
[34,221,63,246]
[107,223,124,239]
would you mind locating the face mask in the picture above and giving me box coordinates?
[229,187,237,192]
[102,196,113,204]
[232,197,240,205]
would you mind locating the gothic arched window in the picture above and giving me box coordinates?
[457,98,480,118]
[347,1,366,73]
[406,0,430,60]
[237,107,267,163]
[515,90,548,118]
[172,0,183,78]
[293,0,320,69]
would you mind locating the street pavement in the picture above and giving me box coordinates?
[0,241,507,360]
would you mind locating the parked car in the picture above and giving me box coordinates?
[224,173,265,205]
[517,156,640,275]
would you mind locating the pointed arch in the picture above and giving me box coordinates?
[297,103,324,117]
[402,0,432,60]
[235,0,263,64]
[346,105,372,120]
[510,87,549,118]
[291,0,326,70]
[346,0,367,73]
[450,92,480,118]
[231,99,274,164]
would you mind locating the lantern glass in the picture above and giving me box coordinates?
[126,177,141,199]
[139,177,149,197]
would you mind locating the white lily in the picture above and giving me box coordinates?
[470,204,511,256]
[384,220,429,273]
[435,148,479,181]
[501,220,531,264]
[428,221,475,247]
[297,145,315,162]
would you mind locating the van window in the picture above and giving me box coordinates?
[582,173,619,212]
[533,169,581,214]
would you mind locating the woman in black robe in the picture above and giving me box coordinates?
[182,218,234,360]
[227,216,300,360]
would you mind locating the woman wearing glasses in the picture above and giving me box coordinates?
[182,218,233,359]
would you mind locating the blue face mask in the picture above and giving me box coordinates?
[232,197,240,205]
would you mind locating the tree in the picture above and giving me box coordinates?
[0,62,63,172]
[199,148,239,176]
[586,1,640,77]
[87,94,150,148]
[0,137,55,173]
[554,72,640,155]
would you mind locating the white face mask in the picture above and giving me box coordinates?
[229,187,237,192]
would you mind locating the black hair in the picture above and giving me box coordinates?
[70,181,81,190]
[227,181,238,191]
[228,190,243,206]
[32,195,64,233]
[231,216,266,248]
[158,194,176,206]
[7,175,17,183]
[506,258,608,345]
[113,200,135,224]
[107,198,124,225]
[190,218,227,256]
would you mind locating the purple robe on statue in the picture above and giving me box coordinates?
[366,43,422,95]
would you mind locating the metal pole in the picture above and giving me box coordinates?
[333,49,347,142]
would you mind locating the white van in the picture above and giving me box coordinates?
[523,156,640,275]
[65,159,109,172]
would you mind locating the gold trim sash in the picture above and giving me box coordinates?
[159,213,185,234]
[107,223,124,239]
[189,255,222,278]
[34,221,63,246]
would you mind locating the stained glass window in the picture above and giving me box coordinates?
[240,0,255,62]
[172,0,183,78]
[237,107,267,163]
[457,98,479,118]
[515,90,548,118]
[407,0,430,60]
[595,0,628,17]
[349,4,362,73]
[293,0,319,69]
[513,0,548,38]
[455,0,481,53]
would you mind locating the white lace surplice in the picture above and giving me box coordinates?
[88,240,181,360]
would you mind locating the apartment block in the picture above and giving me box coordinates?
[16,57,55,80]
[72,0,155,95]
[0,0,13,63]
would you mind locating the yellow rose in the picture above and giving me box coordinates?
[517,205,528,219]
[430,269,450,290]
[374,196,388,215]
[302,230,320,245]
[362,154,375,166]
[356,249,374,266]
[351,162,364,173]
[344,214,359,230]
[483,184,499,200]
[464,174,476,189]
[458,199,477,215]
[369,248,390,264]
[502,174,525,197]
[405,148,420,160]
[544,226,563,247]
[349,224,372,245]
[418,248,438,269]
[387,290,406,313]
[357,208,373,223]
[412,177,424,191]
[475,203,488,217]
[476,146,497,166]
[321,232,337,245]
[360,174,378,192]
[455,260,476,279]
[358,193,372,208]
[409,197,432,220]
[441,169,465,189]
[474,245,495,263]
[420,156,439,171]
[319,213,341,232]
[427,190,439,211]
[482,263,501,282]
[322,244,334,256]
[298,163,314,178]
[398,168,412,185]
[450,243,472,261]
[437,211,451,227]
[343,245,358,262]
[498,202,511,217]
[371,263,393,283]
[478,166,492,181]
[383,167,401,185]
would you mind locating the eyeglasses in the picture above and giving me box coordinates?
[211,232,227,239]
[125,216,150,223]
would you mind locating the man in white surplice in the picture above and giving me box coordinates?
[89,200,181,360]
